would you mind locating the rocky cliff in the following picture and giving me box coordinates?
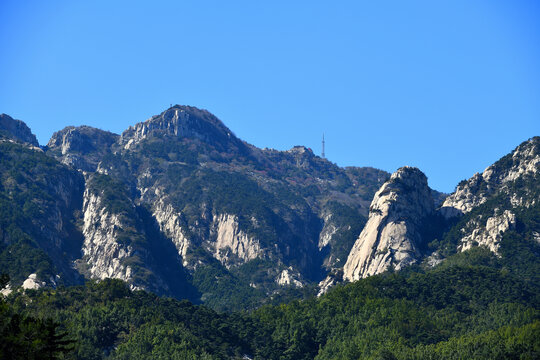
[440,137,539,254]
[3,107,536,311]
[0,113,39,146]
[343,167,435,281]
[79,185,138,286]
[119,105,248,154]
[47,126,119,172]
[441,137,539,218]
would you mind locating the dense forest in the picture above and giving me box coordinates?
[2,243,538,359]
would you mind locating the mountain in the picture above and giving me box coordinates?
[0,107,537,359]
[343,166,435,281]
[0,106,389,309]
[47,125,119,172]
[0,138,84,287]
[439,137,539,254]
[0,113,39,146]
[341,136,539,287]
[0,105,537,311]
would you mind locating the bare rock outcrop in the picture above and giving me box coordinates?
[276,267,304,287]
[439,137,538,254]
[210,213,263,268]
[459,210,516,254]
[79,189,137,286]
[441,137,539,218]
[343,167,435,281]
[47,126,119,172]
[120,105,245,153]
[152,199,192,266]
[0,113,39,146]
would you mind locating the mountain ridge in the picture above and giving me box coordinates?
[0,106,537,312]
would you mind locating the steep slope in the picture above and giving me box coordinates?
[1,108,537,313]
[0,140,84,287]
[439,137,539,255]
[119,105,249,154]
[343,167,435,281]
[47,126,119,172]
[75,172,198,299]
[81,106,388,308]
[441,137,539,218]
[0,106,385,309]
[340,137,539,286]
[0,113,39,146]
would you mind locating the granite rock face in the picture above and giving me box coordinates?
[79,186,138,287]
[210,213,264,268]
[47,126,119,172]
[459,210,517,254]
[119,105,247,153]
[152,198,192,266]
[6,108,536,309]
[440,137,539,254]
[343,167,435,281]
[441,137,539,218]
[276,267,304,287]
[0,113,39,146]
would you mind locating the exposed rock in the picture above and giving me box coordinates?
[276,267,304,287]
[317,270,343,297]
[343,167,435,281]
[47,126,119,172]
[287,146,317,168]
[152,199,191,266]
[533,232,540,245]
[317,276,336,297]
[211,213,263,268]
[0,114,39,146]
[22,273,46,290]
[441,137,539,218]
[79,188,136,285]
[120,105,246,153]
[0,284,12,297]
[318,212,338,250]
[424,251,444,268]
[440,173,488,218]
[459,210,516,254]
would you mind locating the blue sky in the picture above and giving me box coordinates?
[1,1,539,192]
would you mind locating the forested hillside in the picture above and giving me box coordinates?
[2,242,538,359]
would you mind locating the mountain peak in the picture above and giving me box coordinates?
[47,125,119,172]
[0,113,39,146]
[343,166,434,281]
[120,105,241,151]
[441,136,539,218]
[390,166,427,186]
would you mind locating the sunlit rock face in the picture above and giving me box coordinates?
[439,137,539,254]
[0,113,39,146]
[343,167,435,281]
[119,105,246,153]
[80,188,138,287]
[47,126,119,172]
[276,267,304,288]
[211,213,263,268]
[152,198,192,266]
[440,137,539,219]
[458,210,517,254]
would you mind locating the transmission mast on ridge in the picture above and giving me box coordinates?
[322,133,326,159]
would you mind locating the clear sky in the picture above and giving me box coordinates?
[1,1,539,193]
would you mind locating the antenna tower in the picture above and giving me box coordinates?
[322,133,326,158]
